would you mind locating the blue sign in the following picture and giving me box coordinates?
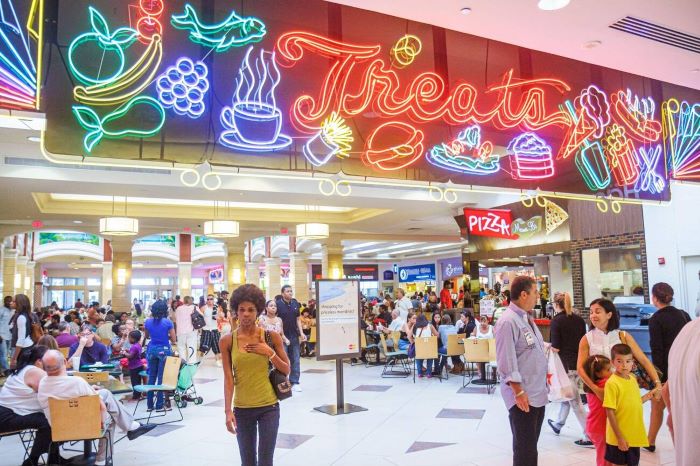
[438,257,464,279]
[383,270,394,281]
[398,264,436,283]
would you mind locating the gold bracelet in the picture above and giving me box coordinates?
[515,390,526,398]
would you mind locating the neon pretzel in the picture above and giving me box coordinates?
[0,0,37,109]
[426,125,500,175]
[275,32,571,133]
[603,123,640,186]
[634,145,665,194]
[661,99,700,180]
[219,47,292,152]
[610,89,662,143]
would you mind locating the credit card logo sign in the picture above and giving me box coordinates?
[464,208,517,239]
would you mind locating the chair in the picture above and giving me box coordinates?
[48,395,112,465]
[132,356,184,424]
[0,430,36,462]
[441,334,465,380]
[463,338,496,393]
[413,336,441,383]
[74,371,109,383]
[101,338,112,346]
[58,347,70,358]
[390,331,401,351]
[359,330,380,366]
[308,326,317,344]
[378,333,410,378]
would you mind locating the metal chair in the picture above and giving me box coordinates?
[378,333,410,377]
[0,430,36,462]
[462,338,497,393]
[132,356,184,424]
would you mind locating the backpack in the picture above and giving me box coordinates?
[190,306,206,330]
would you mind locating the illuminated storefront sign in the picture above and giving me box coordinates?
[439,257,464,279]
[464,208,516,239]
[39,0,700,201]
[312,264,378,282]
[398,264,436,283]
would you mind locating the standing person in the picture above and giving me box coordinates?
[276,285,305,392]
[258,300,289,346]
[494,276,548,466]
[9,294,35,370]
[547,291,591,446]
[200,294,222,367]
[646,282,691,451]
[221,284,290,466]
[603,344,654,466]
[440,281,453,310]
[663,317,700,466]
[0,296,13,376]
[174,296,200,364]
[395,288,412,321]
[577,298,660,466]
[582,354,612,463]
[143,300,176,412]
[125,330,144,401]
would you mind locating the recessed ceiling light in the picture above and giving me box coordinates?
[537,0,570,10]
[582,40,602,49]
[26,136,40,142]
[73,220,83,224]
[460,7,472,15]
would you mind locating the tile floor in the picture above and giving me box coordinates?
[0,355,676,466]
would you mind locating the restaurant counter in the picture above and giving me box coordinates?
[534,318,551,342]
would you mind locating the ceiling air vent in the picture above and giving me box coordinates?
[609,16,700,54]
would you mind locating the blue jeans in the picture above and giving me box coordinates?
[234,403,280,466]
[0,339,10,371]
[146,345,172,409]
[416,358,433,375]
[284,338,301,385]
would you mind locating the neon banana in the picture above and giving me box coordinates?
[73,34,162,106]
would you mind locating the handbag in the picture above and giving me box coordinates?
[191,306,206,330]
[264,330,292,401]
[546,349,576,402]
[620,331,662,390]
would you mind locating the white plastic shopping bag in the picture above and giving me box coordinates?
[547,349,576,402]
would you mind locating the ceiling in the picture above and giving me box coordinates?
[326,0,700,90]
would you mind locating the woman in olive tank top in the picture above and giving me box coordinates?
[221,284,290,466]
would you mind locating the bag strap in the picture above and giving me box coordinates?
[619,330,627,345]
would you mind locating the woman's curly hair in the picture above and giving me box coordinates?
[230,284,266,316]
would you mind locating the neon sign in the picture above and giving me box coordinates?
[363,121,424,171]
[662,99,700,181]
[171,4,266,52]
[302,112,353,167]
[391,34,422,67]
[0,0,38,109]
[426,125,500,175]
[130,0,164,45]
[219,47,292,152]
[157,57,208,118]
[604,123,640,186]
[610,89,662,143]
[507,132,555,180]
[575,142,611,191]
[634,145,665,194]
[72,95,165,152]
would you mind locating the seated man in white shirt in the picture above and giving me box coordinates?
[381,310,405,349]
[37,350,155,465]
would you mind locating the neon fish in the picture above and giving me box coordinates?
[72,96,165,153]
[171,4,266,52]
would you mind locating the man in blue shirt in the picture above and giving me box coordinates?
[68,325,110,367]
[276,285,305,392]
[495,276,547,466]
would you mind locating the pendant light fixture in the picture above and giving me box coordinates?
[204,201,240,238]
[99,196,139,236]
[296,206,329,239]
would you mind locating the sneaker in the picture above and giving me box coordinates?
[157,405,173,412]
[418,374,424,379]
[574,439,594,447]
[547,419,562,435]
[94,459,106,466]
[292,384,302,392]
[127,423,157,440]
[427,374,433,379]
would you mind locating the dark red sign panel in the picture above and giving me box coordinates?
[464,208,516,239]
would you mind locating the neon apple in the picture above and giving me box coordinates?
[275,32,571,133]
[219,47,292,152]
[171,4,266,52]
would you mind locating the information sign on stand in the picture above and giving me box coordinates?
[480,298,495,317]
[313,280,367,416]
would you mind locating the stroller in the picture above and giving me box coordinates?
[173,360,204,408]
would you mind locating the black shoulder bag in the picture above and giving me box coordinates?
[264,331,293,401]
[191,306,206,330]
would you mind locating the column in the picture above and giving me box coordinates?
[321,242,343,279]
[32,265,43,308]
[3,248,17,297]
[288,252,309,304]
[178,234,193,297]
[15,255,28,297]
[263,257,281,300]
[0,243,4,297]
[102,239,113,305]
[246,261,260,287]
[111,241,133,312]
[226,250,245,292]
[25,261,36,300]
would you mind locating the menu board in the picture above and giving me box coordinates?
[316,280,361,360]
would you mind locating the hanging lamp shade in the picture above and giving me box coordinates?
[99,217,139,236]
[296,223,329,239]
[203,220,240,238]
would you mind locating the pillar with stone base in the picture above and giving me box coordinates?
[289,252,310,304]
[246,261,260,287]
[264,257,281,300]
[322,244,344,280]
[15,256,28,298]
[226,251,245,292]
[2,249,18,297]
[111,250,132,313]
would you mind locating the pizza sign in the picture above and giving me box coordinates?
[464,208,517,239]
